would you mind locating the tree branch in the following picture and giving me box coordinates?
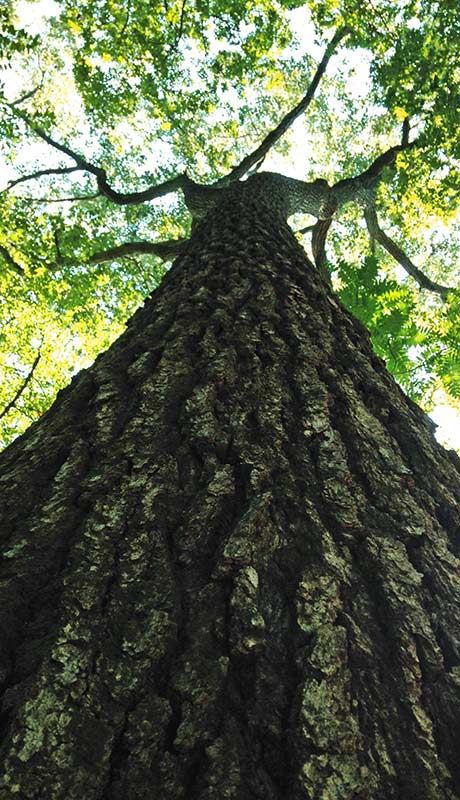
[331,119,417,208]
[173,0,187,50]
[0,350,41,421]
[364,206,454,298]
[95,171,186,206]
[1,236,188,276]
[8,83,42,108]
[3,166,81,193]
[358,138,416,192]
[28,193,100,204]
[214,26,351,187]
[6,105,188,205]
[0,245,25,276]
[246,155,266,177]
[86,238,190,264]
[401,116,410,147]
[118,0,131,38]
[289,122,452,297]
[296,223,315,235]
[311,218,332,278]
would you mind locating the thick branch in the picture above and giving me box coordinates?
[7,106,187,205]
[214,26,351,187]
[87,238,190,264]
[95,172,186,206]
[0,351,41,421]
[287,124,453,297]
[1,237,189,276]
[402,116,410,147]
[356,138,416,192]
[364,206,454,298]
[311,218,332,272]
[332,132,417,209]
[311,120,414,220]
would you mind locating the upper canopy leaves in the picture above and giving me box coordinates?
[1,0,460,446]
[310,0,460,186]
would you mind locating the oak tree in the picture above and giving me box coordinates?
[1,1,460,797]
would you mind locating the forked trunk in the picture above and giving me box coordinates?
[1,179,460,799]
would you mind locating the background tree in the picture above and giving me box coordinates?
[1,2,460,798]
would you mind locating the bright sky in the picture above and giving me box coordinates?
[429,401,460,449]
[7,0,460,451]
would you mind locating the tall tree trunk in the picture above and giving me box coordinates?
[1,180,460,800]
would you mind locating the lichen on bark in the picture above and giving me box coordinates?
[1,175,460,799]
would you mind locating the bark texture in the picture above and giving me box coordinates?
[1,178,460,800]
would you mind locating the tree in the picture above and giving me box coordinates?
[1,2,460,797]
[2,0,460,445]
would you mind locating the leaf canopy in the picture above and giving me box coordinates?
[1,0,460,447]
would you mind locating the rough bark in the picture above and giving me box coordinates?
[1,177,460,800]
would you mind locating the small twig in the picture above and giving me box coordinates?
[8,83,42,108]
[119,0,131,37]
[0,351,41,421]
[173,0,187,50]
[364,0,395,38]
[27,193,100,204]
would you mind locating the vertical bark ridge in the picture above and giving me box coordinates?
[0,180,460,799]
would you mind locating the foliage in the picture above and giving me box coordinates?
[335,255,424,396]
[0,2,39,60]
[309,0,460,197]
[0,0,460,447]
